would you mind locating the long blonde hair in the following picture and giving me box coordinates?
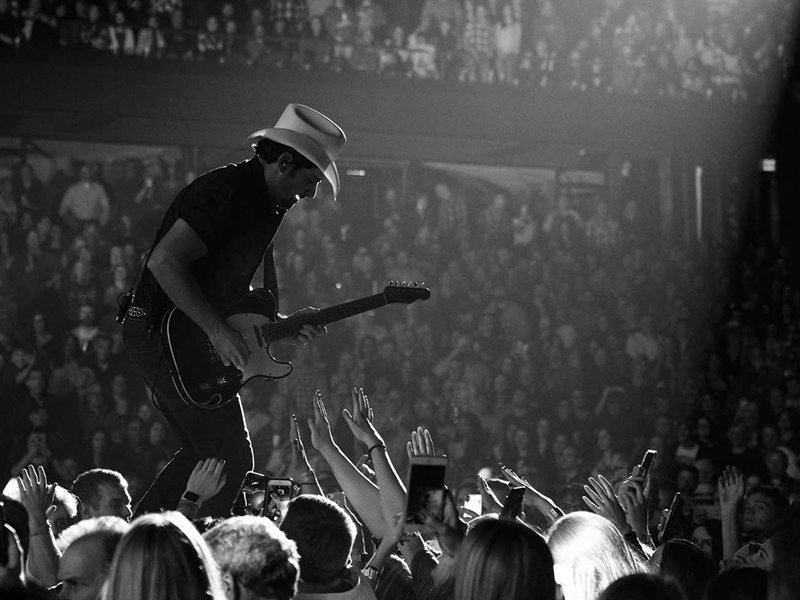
[546,513,646,600]
[102,512,226,600]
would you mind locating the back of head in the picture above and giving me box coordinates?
[204,515,300,600]
[704,567,767,600]
[660,539,717,600]
[546,512,644,600]
[598,573,686,600]
[455,519,556,600]
[279,496,356,586]
[102,512,225,600]
[57,515,130,559]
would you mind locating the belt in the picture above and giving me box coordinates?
[127,305,148,319]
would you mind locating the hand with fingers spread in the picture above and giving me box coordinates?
[308,390,337,454]
[184,457,227,507]
[16,465,55,529]
[342,387,383,448]
[501,465,563,521]
[582,475,629,534]
[718,465,745,514]
[406,427,436,459]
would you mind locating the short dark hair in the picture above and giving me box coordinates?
[598,573,686,600]
[254,138,316,171]
[279,496,355,585]
[71,469,127,510]
[746,484,790,515]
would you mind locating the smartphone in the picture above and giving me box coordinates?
[404,456,447,531]
[326,491,347,508]
[0,501,8,565]
[463,493,482,517]
[500,486,526,520]
[639,449,658,481]
[264,478,294,523]
[659,492,682,544]
[231,471,268,517]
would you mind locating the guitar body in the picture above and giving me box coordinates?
[161,283,430,409]
[161,290,292,409]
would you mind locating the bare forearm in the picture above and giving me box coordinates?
[25,523,60,588]
[370,446,406,527]
[319,445,386,538]
[149,259,223,335]
[720,509,741,559]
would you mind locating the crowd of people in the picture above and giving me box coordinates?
[0,0,795,100]
[0,141,799,597]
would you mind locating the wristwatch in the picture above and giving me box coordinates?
[361,565,380,580]
[182,491,201,504]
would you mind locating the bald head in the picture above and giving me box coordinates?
[57,536,111,600]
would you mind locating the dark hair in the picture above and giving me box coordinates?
[704,567,768,600]
[71,469,128,510]
[660,539,717,600]
[745,484,790,516]
[279,496,355,585]
[455,520,556,600]
[254,138,316,171]
[598,573,686,600]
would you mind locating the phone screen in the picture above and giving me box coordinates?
[500,486,526,520]
[639,450,658,480]
[463,493,482,517]
[405,460,447,528]
[231,471,267,517]
[264,479,294,523]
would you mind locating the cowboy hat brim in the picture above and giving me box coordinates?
[246,127,340,199]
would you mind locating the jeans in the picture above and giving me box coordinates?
[123,314,254,518]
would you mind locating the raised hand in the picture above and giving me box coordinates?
[582,475,629,533]
[406,427,436,459]
[718,466,745,513]
[342,387,383,448]
[289,414,315,481]
[477,476,504,515]
[618,479,648,540]
[307,390,336,453]
[16,465,55,528]
[184,458,227,506]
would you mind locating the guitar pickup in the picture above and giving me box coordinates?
[253,325,264,348]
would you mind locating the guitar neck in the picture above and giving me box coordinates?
[262,292,390,342]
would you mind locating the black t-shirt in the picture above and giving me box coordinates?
[137,157,284,325]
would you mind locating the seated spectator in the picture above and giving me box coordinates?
[204,515,300,600]
[71,469,133,521]
[455,519,556,600]
[101,512,226,600]
[197,16,225,64]
[280,495,376,600]
[300,16,334,70]
[55,516,130,600]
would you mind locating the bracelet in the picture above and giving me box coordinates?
[30,523,52,537]
[367,443,386,456]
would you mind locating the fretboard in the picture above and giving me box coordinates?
[260,292,389,342]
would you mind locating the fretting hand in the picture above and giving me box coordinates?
[285,307,326,347]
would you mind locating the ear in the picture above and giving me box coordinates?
[277,152,294,173]
[221,572,237,600]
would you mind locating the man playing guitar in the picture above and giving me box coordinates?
[121,104,347,518]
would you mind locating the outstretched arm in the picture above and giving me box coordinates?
[719,466,745,560]
[17,466,59,588]
[342,387,406,528]
[307,390,387,538]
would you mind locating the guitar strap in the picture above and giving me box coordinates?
[115,233,159,325]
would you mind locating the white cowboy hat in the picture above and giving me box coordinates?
[246,104,347,199]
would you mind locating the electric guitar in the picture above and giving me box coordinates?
[161,282,431,409]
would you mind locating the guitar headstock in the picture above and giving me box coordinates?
[383,281,431,304]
